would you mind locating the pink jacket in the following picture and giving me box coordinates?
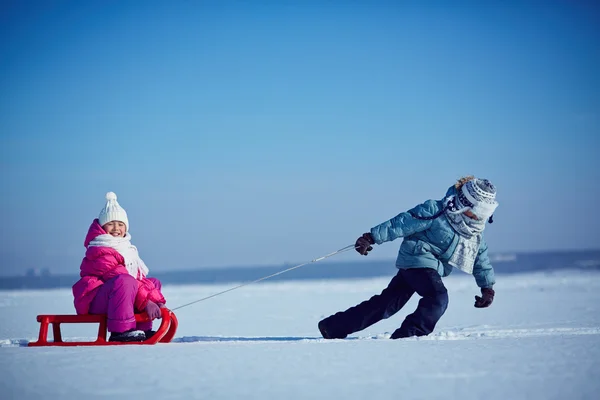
[72,219,166,314]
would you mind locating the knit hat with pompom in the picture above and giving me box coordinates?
[98,192,129,230]
[456,178,498,220]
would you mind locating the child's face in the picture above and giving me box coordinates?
[102,221,127,237]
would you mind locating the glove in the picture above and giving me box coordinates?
[145,300,162,319]
[355,232,375,256]
[474,287,495,308]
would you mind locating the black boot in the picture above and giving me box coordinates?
[318,317,347,339]
[144,330,157,339]
[109,329,146,342]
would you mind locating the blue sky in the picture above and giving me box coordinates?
[1,0,598,276]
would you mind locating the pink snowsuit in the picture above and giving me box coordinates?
[72,219,166,333]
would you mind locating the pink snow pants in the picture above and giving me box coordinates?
[89,274,162,333]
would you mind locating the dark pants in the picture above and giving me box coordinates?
[318,268,449,339]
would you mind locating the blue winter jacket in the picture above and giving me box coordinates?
[369,186,495,288]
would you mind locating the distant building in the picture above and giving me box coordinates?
[25,268,51,277]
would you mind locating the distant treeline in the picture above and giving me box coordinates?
[1,249,599,291]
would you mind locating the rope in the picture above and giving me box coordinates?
[171,244,356,311]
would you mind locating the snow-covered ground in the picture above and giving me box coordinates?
[1,270,600,400]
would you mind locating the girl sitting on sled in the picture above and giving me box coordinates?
[72,192,166,342]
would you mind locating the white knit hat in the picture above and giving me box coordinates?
[457,178,498,220]
[98,192,129,230]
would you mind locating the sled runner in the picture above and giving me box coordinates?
[28,307,178,347]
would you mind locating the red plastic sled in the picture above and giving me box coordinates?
[28,307,178,347]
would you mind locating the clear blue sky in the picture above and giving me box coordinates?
[1,0,599,276]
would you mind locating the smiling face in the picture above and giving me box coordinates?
[101,220,127,237]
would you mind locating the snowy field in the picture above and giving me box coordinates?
[1,270,600,400]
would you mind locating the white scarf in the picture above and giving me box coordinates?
[88,233,149,279]
[443,196,486,274]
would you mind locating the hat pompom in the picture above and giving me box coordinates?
[106,192,117,201]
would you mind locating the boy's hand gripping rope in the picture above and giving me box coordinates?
[171,244,356,311]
